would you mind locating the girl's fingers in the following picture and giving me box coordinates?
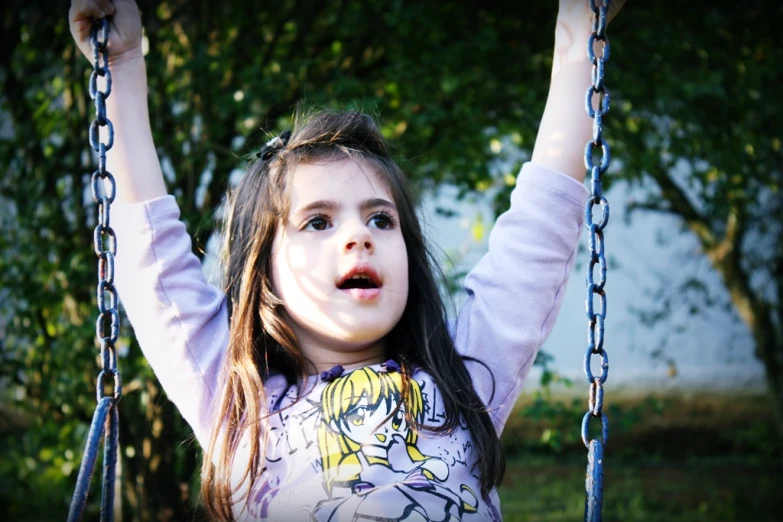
[607,0,626,24]
[69,0,109,47]
[95,0,116,16]
[70,0,108,23]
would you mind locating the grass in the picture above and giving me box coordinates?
[498,392,783,521]
[500,460,781,521]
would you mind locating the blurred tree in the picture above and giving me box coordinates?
[610,5,783,438]
[0,0,780,519]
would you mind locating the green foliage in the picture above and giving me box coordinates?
[510,391,668,455]
[1,0,781,519]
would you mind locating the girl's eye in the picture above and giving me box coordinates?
[304,215,331,231]
[392,409,403,431]
[346,407,367,426]
[368,212,395,230]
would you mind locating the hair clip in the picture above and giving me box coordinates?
[380,359,400,373]
[256,130,292,161]
[320,364,344,382]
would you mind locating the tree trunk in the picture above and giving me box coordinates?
[752,324,783,441]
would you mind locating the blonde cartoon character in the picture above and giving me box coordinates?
[315,366,478,521]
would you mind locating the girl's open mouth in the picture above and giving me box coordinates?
[338,276,381,300]
[337,266,382,300]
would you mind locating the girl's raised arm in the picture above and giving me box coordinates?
[454,0,624,433]
[69,0,227,447]
[69,0,167,203]
[532,0,624,182]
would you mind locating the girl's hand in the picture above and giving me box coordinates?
[69,0,143,67]
[558,0,626,27]
[605,0,626,25]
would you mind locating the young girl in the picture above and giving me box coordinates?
[70,0,623,520]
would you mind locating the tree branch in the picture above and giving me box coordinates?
[649,163,713,246]
[626,200,678,216]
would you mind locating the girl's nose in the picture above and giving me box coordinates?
[344,225,374,254]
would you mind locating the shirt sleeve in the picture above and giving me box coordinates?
[452,162,589,434]
[112,195,228,448]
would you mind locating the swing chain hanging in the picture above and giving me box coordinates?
[89,16,122,405]
[68,16,120,522]
[583,1,611,521]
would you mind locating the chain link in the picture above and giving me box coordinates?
[583,1,611,520]
[89,18,121,405]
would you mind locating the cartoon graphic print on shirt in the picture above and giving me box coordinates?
[245,365,502,521]
[314,367,478,521]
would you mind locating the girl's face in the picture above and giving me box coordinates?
[271,158,409,369]
[332,393,409,458]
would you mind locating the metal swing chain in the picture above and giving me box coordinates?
[583,1,611,521]
[68,17,121,522]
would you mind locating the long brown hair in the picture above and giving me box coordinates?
[200,109,505,520]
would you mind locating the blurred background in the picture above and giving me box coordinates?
[1,0,781,520]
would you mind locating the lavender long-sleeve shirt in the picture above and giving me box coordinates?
[113,162,589,520]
